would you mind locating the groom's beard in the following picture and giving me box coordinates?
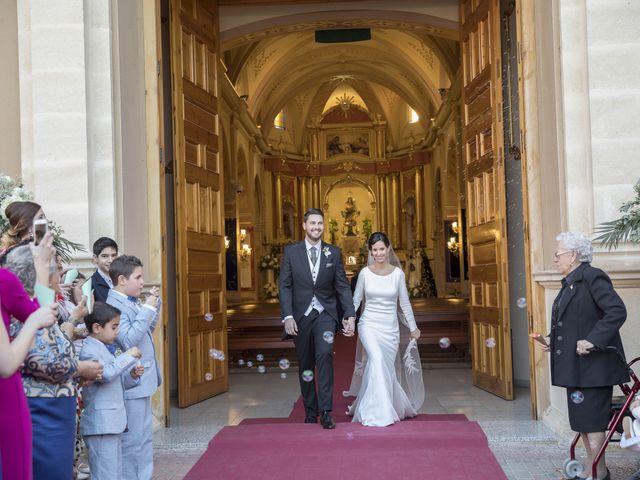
[305,230,323,242]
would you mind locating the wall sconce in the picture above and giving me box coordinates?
[239,228,247,242]
[240,243,252,261]
[224,236,230,250]
[451,221,459,234]
[447,236,460,256]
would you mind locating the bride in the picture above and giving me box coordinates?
[344,232,424,427]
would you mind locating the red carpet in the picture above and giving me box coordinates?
[184,335,508,479]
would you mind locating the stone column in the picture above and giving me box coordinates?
[0,0,21,177]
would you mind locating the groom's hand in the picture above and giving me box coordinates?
[284,317,298,336]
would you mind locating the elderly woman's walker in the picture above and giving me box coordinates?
[563,346,640,480]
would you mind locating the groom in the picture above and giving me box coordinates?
[279,208,356,429]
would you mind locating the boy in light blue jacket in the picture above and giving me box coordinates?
[80,302,143,480]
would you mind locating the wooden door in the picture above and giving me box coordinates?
[169,0,228,407]
[460,0,513,399]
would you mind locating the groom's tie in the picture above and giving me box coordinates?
[309,246,318,266]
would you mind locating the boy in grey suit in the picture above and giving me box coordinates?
[80,302,143,480]
[107,255,161,480]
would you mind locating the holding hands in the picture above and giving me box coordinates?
[341,317,355,337]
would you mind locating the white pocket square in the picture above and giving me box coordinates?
[326,263,334,267]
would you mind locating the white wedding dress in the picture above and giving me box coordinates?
[346,266,421,427]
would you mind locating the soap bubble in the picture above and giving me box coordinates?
[485,338,496,348]
[204,313,213,322]
[238,359,245,366]
[570,391,584,404]
[209,349,225,361]
[279,358,290,370]
[516,297,527,309]
[280,373,287,379]
[323,331,335,344]
[439,337,451,349]
[302,370,314,382]
[246,361,253,368]
[258,365,266,374]
[256,354,264,362]
[204,372,212,381]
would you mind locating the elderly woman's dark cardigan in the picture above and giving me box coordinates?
[549,262,629,388]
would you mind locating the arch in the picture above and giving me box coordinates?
[221,10,458,51]
[322,174,376,210]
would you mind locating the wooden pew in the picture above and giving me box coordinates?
[227,298,470,363]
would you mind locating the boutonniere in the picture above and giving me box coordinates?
[323,246,331,258]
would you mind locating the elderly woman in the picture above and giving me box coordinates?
[544,232,628,480]
[5,245,102,480]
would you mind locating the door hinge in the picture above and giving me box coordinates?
[156,60,161,76]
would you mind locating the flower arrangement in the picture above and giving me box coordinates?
[263,281,279,299]
[0,173,85,262]
[258,252,280,270]
[595,180,640,249]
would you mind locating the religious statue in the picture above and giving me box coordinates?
[341,194,360,236]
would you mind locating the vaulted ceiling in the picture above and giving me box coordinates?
[220,4,460,153]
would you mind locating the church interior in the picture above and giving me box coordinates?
[161,0,531,413]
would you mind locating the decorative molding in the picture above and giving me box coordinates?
[221,12,459,50]
[253,48,276,76]
[408,42,435,69]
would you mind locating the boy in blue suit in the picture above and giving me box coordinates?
[80,302,143,480]
[107,255,160,480]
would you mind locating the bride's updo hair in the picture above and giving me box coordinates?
[367,231,390,250]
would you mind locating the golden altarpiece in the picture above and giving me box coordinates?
[263,102,429,285]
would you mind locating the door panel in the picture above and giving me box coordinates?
[170,0,227,407]
[460,0,513,399]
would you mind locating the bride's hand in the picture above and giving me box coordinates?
[410,328,421,340]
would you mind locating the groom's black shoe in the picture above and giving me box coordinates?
[304,415,317,424]
[320,411,336,429]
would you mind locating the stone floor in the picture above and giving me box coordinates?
[152,367,640,480]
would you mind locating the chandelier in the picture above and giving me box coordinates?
[447,221,460,255]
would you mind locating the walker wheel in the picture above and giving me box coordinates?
[562,458,584,478]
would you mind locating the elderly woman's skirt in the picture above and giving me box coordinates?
[566,386,613,432]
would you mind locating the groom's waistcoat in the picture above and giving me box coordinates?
[278,241,355,323]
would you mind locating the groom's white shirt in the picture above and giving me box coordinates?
[282,239,325,322]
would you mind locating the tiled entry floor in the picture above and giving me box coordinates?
[153,368,640,480]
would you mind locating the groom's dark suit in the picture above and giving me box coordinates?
[279,240,355,416]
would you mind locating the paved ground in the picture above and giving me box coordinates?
[150,368,640,480]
